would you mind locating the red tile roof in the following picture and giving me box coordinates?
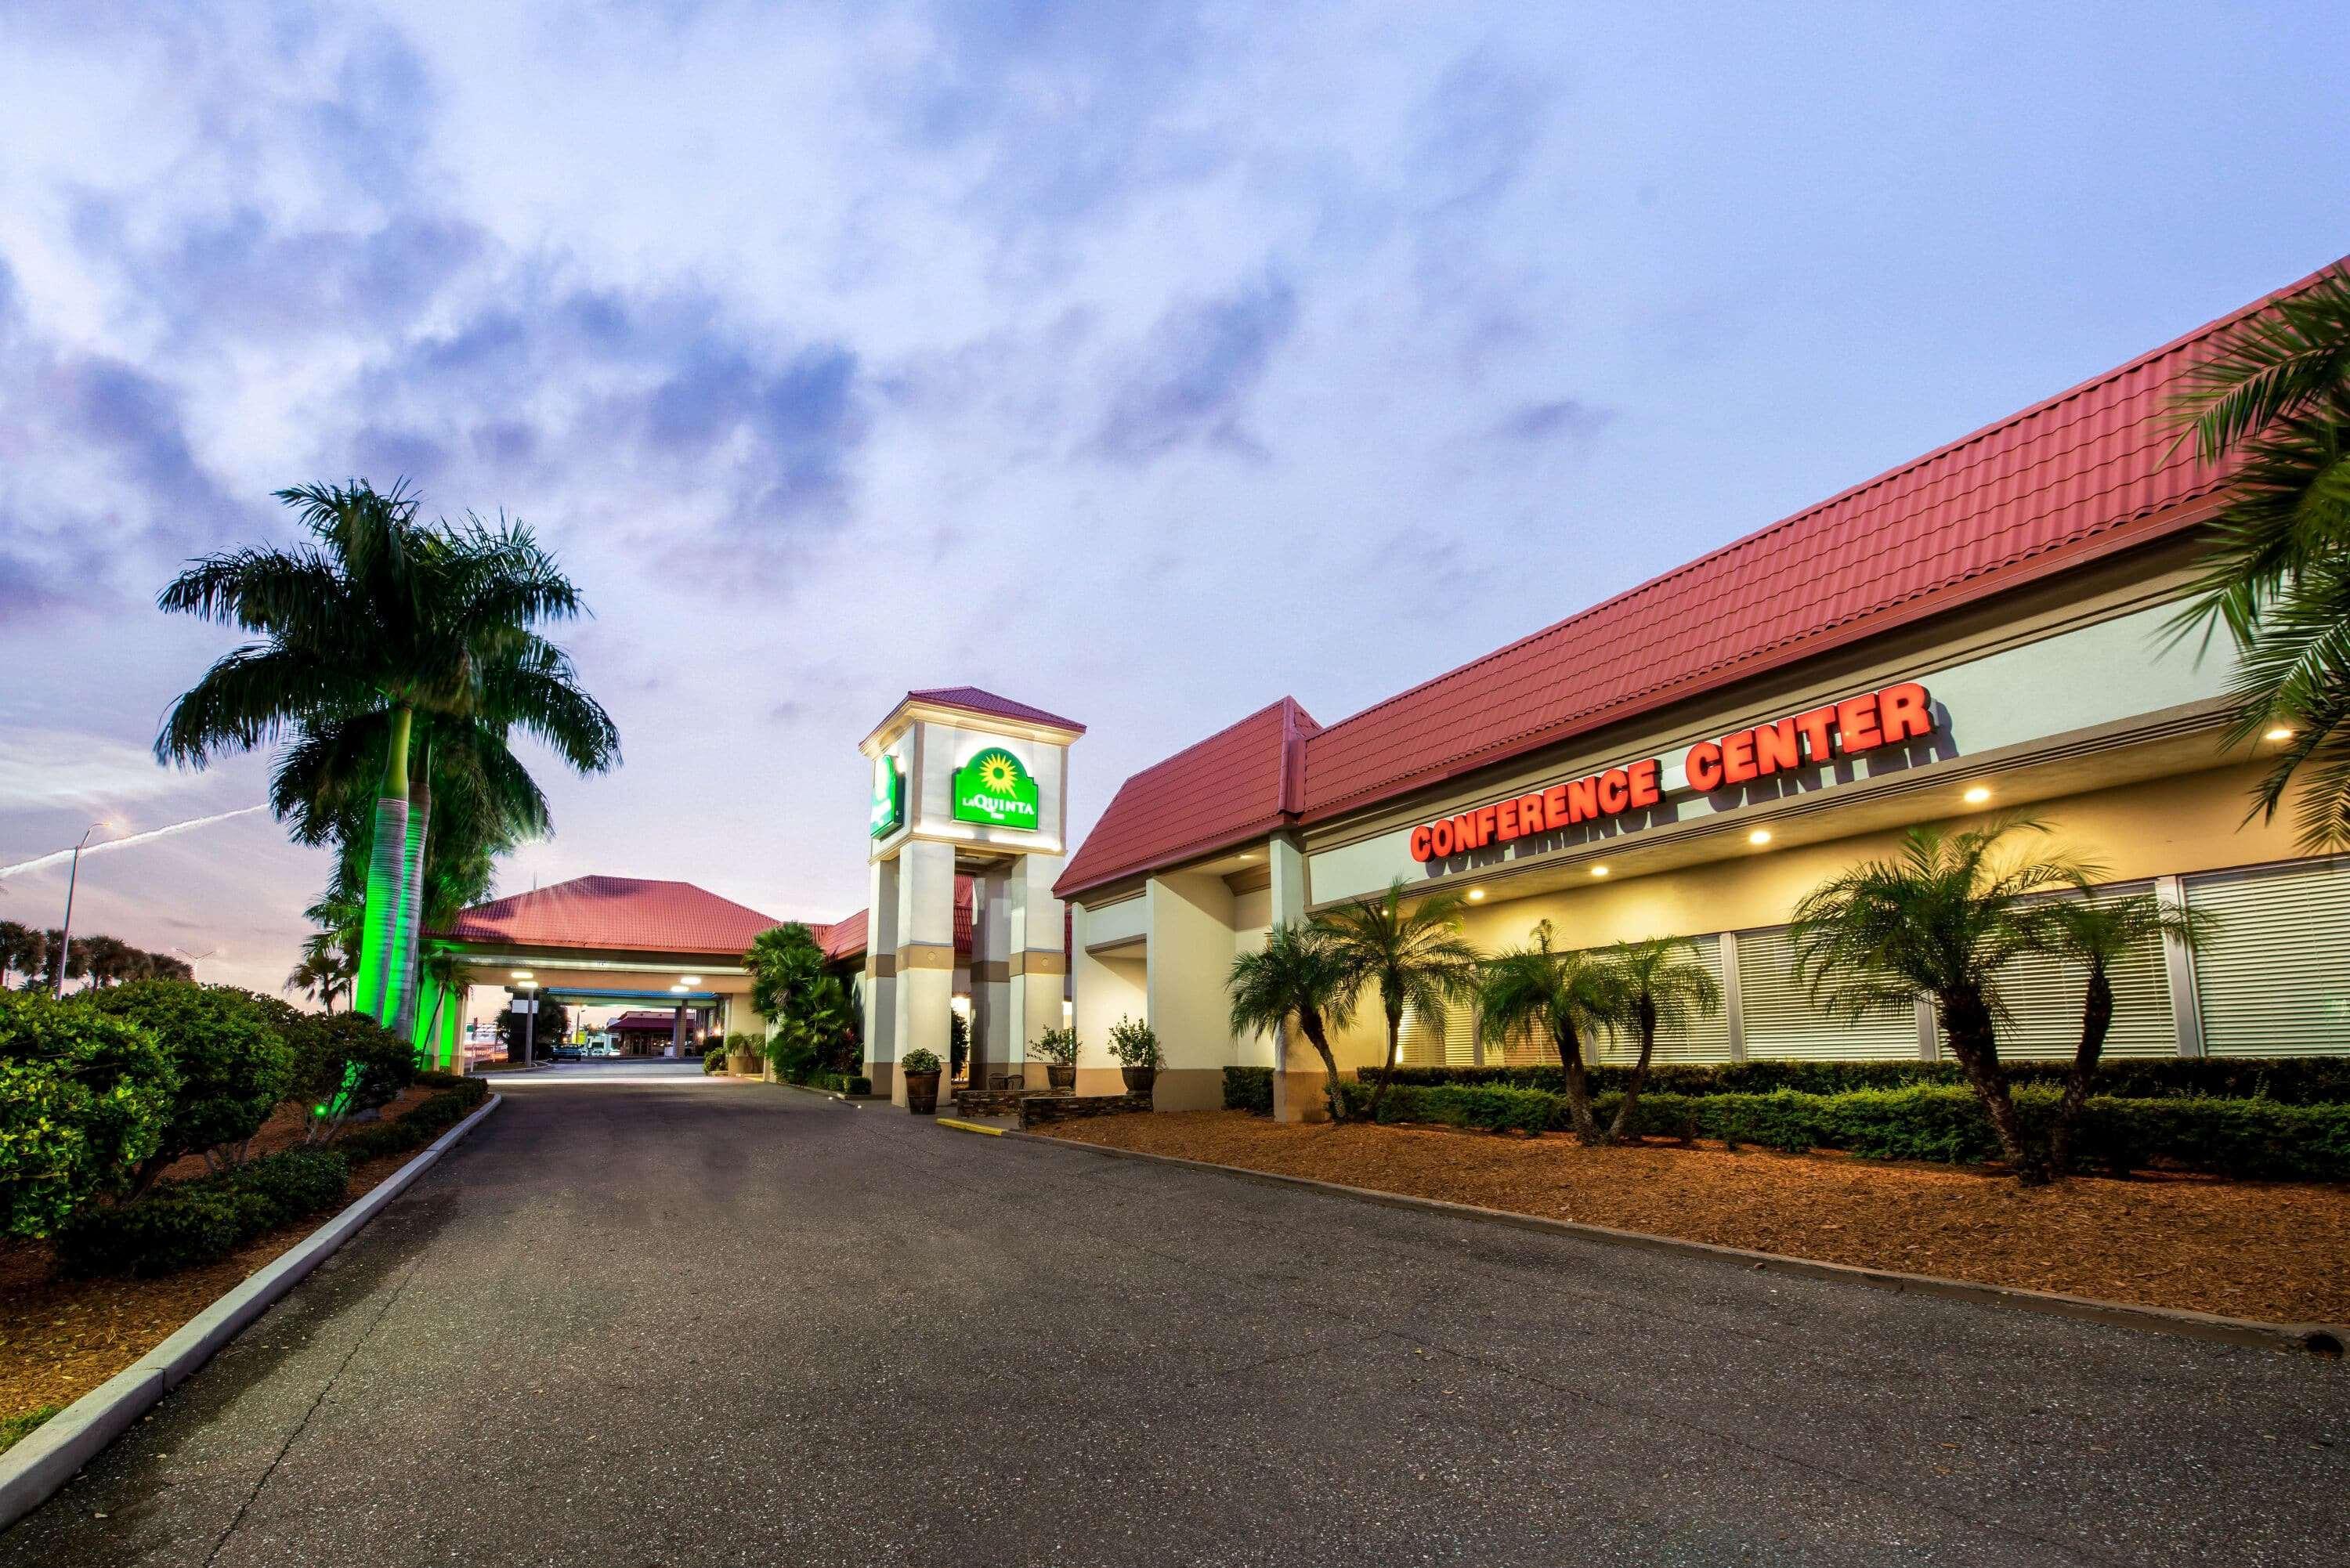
[819,876,974,963]
[1054,698,1318,898]
[1058,262,2340,895]
[904,687,1086,734]
[434,876,786,956]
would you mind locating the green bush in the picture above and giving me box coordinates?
[282,1011,418,1129]
[82,981,293,1175]
[1034,1026,1082,1067]
[0,991,179,1238]
[1107,1017,1162,1069]
[1336,1079,2350,1181]
[902,1048,942,1074]
[335,1077,489,1162]
[1363,1056,2350,1104]
[1223,1066,1273,1114]
[54,1147,351,1277]
[703,1045,726,1075]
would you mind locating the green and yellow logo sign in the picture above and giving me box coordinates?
[870,752,905,839]
[953,747,1039,829]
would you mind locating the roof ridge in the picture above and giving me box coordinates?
[1119,696,1311,785]
[1302,255,2346,747]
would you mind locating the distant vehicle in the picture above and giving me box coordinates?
[551,1044,584,1061]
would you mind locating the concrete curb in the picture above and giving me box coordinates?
[0,1093,504,1530]
[772,1081,866,1107]
[1003,1129,2349,1360]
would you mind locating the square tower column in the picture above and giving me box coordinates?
[888,836,958,1107]
[1007,849,1065,1068]
[971,869,1012,1086]
[862,853,902,1093]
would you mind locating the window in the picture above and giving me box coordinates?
[2186,858,2350,1057]
[1986,883,2175,1060]
[1734,925,1920,1060]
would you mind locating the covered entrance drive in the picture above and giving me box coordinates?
[420,875,786,1068]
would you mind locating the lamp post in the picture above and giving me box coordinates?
[53,822,110,998]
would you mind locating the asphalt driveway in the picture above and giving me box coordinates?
[5,1082,2345,1566]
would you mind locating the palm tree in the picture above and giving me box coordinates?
[2167,268,2350,848]
[286,942,355,1013]
[1227,923,1358,1123]
[2034,894,2216,1175]
[158,481,616,1034]
[0,922,45,989]
[1479,920,1620,1143]
[1312,880,1482,1119]
[1597,937,1723,1143]
[1791,816,2094,1183]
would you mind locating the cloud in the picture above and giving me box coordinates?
[1092,270,1299,462]
[1491,397,1612,443]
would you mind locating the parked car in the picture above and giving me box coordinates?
[551,1044,584,1062]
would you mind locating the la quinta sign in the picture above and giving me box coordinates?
[953,748,1040,829]
[870,753,905,838]
[1408,681,1936,861]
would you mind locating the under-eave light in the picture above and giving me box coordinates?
[2265,727,2295,742]
[1466,888,1485,901]
[510,970,533,979]
[1589,865,1611,878]
[1962,786,1991,805]
[1748,829,1772,846]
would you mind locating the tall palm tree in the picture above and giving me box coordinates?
[157,481,616,1034]
[285,943,355,1013]
[1598,937,1723,1143]
[0,922,45,990]
[1479,920,1620,1143]
[2034,894,2216,1175]
[1312,880,1482,1119]
[1791,816,2095,1183]
[1227,923,1358,1123]
[2167,268,2350,848]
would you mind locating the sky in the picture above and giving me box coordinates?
[2,0,2345,1005]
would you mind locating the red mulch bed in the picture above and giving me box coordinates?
[0,1089,449,1420]
[1037,1111,2350,1326]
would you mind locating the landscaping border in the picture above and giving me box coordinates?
[1003,1128,2349,1359]
[0,1093,504,1529]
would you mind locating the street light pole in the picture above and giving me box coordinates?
[53,822,107,999]
[173,946,219,981]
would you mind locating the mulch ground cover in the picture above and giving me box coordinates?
[0,1086,447,1423]
[1037,1111,2350,1326]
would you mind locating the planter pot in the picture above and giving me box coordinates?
[904,1070,942,1115]
[1119,1065,1158,1094]
[1047,1064,1077,1091]
[727,1052,755,1076]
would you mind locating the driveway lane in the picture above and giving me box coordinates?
[2,1082,2342,1566]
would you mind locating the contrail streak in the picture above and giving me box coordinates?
[0,805,270,880]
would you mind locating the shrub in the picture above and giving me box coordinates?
[0,991,179,1238]
[336,1076,489,1162]
[82,980,293,1179]
[703,1045,726,1075]
[1361,1057,2350,1105]
[1223,1065,1273,1114]
[54,1147,351,1277]
[283,1012,419,1136]
[902,1048,942,1074]
[1033,1027,1081,1067]
[1106,1017,1162,1069]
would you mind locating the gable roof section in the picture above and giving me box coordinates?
[818,876,974,963]
[905,686,1086,734]
[436,875,786,956]
[1292,267,2344,819]
[1055,698,1318,898]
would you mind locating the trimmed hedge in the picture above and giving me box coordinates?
[808,1071,873,1096]
[55,1148,351,1277]
[1358,1056,2350,1105]
[0,991,177,1239]
[334,1075,489,1162]
[1336,1080,2350,1182]
[1223,1066,1274,1114]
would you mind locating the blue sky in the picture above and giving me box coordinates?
[2,0,2345,1000]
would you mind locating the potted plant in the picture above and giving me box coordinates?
[1107,1017,1162,1095]
[901,1047,943,1114]
[1034,1025,1081,1091]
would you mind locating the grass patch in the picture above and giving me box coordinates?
[0,1405,62,1456]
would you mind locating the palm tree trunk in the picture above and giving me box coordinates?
[1365,1005,1404,1118]
[1607,995,1659,1142]
[1300,1010,1345,1124]
[1939,985,2044,1183]
[389,732,432,1040]
[351,706,413,1025]
[2049,964,2114,1176]
[1555,1021,1601,1143]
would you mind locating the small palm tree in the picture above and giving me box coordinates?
[2034,894,2217,1174]
[1227,923,1358,1123]
[285,944,355,1013]
[2167,268,2350,847]
[1480,920,1620,1142]
[1791,816,2095,1183]
[1312,880,1483,1119]
[1598,937,1723,1143]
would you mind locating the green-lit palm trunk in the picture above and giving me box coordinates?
[389,735,432,1040]
[351,707,414,1026]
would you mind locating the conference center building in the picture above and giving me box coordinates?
[1054,264,2350,1117]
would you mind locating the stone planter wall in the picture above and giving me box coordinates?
[1020,1092,1152,1129]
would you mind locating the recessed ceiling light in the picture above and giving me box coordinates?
[1963,786,1991,804]
[1748,829,1772,845]
[1589,865,1611,878]
[1466,888,1485,901]
[510,970,533,979]
[679,976,702,985]
[2265,727,2295,742]
[670,985,689,993]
